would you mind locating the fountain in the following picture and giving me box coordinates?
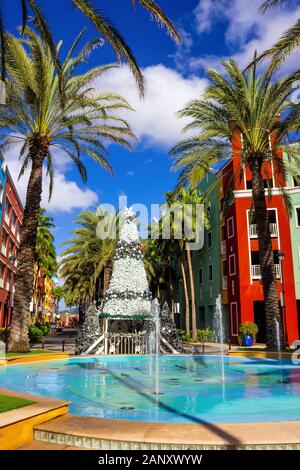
[274,317,282,361]
[213,295,226,399]
[148,298,160,396]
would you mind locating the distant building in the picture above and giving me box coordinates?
[0,160,23,328]
[31,265,54,323]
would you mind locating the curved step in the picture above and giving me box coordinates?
[33,414,300,450]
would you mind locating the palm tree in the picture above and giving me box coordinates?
[165,188,205,340]
[52,285,64,321]
[2,29,134,352]
[0,0,179,94]
[60,208,119,315]
[170,59,300,349]
[32,209,57,322]
[36,209,57,278]
[258,1,300,72]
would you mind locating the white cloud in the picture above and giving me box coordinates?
[94,64,208,147]
[4,145,98,213]
[126,170,134,177]
[191,0,300,71]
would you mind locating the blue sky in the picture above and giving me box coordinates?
[3,0,300,256]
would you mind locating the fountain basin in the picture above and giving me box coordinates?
[0,355,300,424]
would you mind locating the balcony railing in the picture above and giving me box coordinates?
[222,276,227,290]
[251,264,281,279]
[249,223,278,238]
[221,240,226,255]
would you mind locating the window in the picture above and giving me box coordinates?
[229,254,236,276]
[219,197,224,218]
[207,231,212,249]
[222,260,227,277]
[230,303,239,337]
[246,179,273,189]
[0,263,4,288]
[227,217,234,239]
[293,175,300,187]
[296,208,300,227]
[199,268,203,285]
[221,225,226,241]
[208,264,213,282]
[1,231,7,255]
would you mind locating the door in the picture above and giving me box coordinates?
[254,301,266,343]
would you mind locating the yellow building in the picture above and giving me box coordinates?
[30,264,54,322]
[43,274,54,321]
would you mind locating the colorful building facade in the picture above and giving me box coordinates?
[0,163,23,328]
[178,135,300,345]
[31,265,54,323]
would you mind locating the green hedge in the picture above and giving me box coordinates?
[178,328,216,343]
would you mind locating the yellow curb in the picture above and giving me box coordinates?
[228,350,292,359]
[0,389,69,450]
[1,353,69,366]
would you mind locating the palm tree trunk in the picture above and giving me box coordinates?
[103,262,113,293]
[186,249,197,340]
[180,254,190,335]
[251,156,281,349]
[7,147,46,352]
[168,261,174,319]
[156,284,161,299]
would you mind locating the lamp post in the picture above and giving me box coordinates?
[278,250,287,348]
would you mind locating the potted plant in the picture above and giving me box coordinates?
[239,322,258,347]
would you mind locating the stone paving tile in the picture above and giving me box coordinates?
[34,414,300,446]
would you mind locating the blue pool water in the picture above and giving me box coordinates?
[0,355,300,424]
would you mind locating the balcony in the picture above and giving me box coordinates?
[222,276,227,290]
[1,244,6,256]
[0,278,3,288]
[251,264,281,279]
[249,223,278,238]
[221,240,226,255]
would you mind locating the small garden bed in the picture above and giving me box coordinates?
[0,394,35,413]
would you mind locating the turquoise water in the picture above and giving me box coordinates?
[0,355,300,424]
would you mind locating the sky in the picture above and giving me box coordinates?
[3,0,300,257]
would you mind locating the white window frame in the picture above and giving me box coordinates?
[295,207,300,228]
[228,254,236,276]
[227,216,234,239]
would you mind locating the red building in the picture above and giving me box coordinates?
[0,170,23,328]
[223,130,299,345]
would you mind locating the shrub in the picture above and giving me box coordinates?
[28,325,43,343]
[35,322,51,337]
[239,322,259,343]
[197,328,215,343]
[177,329,192,342]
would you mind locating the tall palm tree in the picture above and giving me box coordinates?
[170,59,300,349]
[60,208,119,312]
[36,209,57,278]
[52,285,64,320]
[32,209,57,322]
[165,188,205,340]
[2,29,134,352]
[0,0,179,94]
